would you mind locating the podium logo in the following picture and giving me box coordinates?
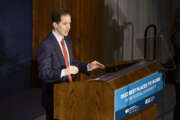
[145,96,155,104]
[125,105,139,114]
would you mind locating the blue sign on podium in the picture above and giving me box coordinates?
[114,72,164,120]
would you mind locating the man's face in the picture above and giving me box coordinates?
[53,14,71,37]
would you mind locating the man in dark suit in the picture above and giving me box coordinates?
[37,9,105,120]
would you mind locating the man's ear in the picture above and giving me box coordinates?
[52,22,57,29]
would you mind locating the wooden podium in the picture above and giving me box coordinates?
[53,60,164,120]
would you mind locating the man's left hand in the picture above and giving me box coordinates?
[88,60,105,71]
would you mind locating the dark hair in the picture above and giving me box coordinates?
[51,9,70,23]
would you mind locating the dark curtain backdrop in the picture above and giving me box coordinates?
[0,0,32,98]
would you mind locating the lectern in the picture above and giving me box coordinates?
[53,60,164,120]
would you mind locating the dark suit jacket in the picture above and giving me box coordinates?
[37,33,89,108]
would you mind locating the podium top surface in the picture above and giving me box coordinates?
[90,60,164,89]
[90,61,150,81]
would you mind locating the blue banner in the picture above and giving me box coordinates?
[114,72,164,120]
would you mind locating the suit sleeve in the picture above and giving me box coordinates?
[37,43,68,83]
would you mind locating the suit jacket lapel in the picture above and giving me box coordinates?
[50,33,66,65]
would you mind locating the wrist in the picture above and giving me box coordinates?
[87,63,92,71]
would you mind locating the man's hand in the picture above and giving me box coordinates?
[88,60,105,71]
[64,65,79,76]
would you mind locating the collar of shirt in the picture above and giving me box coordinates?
[52,30,64,43]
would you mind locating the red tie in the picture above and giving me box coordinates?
[61,39,72,82]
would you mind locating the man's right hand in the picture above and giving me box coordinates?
[64,65,79,76]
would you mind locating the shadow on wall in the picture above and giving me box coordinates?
[104,5,127,63]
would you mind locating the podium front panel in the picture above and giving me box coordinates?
[114,72,163,119]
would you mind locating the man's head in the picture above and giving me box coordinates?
[52,9,71,37]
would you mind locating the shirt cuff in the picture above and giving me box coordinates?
[87,64,92,71]
[61,69,66,78]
